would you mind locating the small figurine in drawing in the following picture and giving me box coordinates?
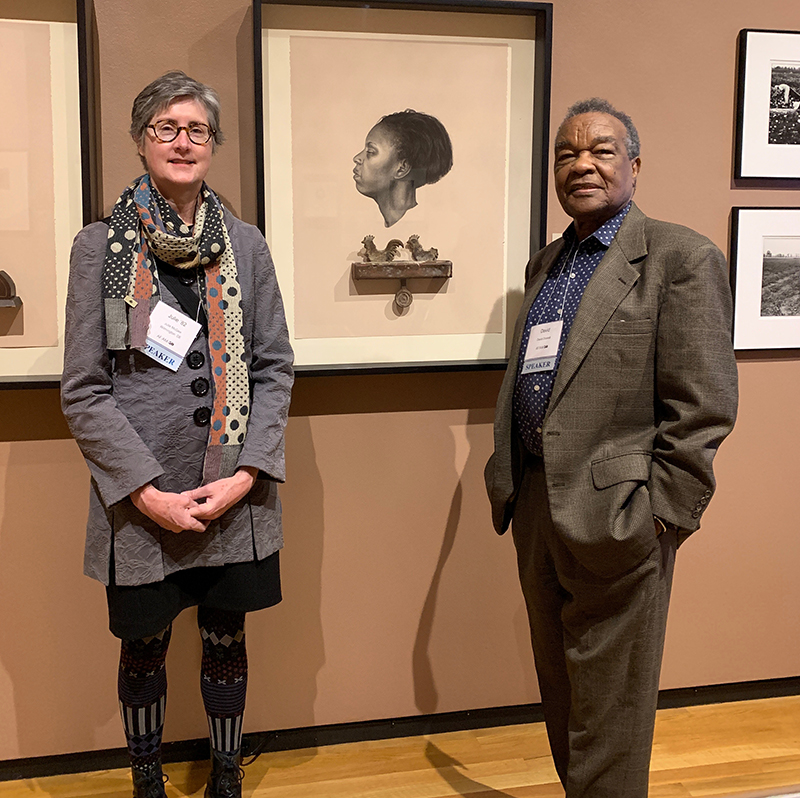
[352,233,452,309]
[406,234,438,262]
[352,109,453,228]
[357,235,405,263]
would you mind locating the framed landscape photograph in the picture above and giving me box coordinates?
[0,0,93,384]
[254,0,552,373]
[735,29,800,179]
[730,207,800,351]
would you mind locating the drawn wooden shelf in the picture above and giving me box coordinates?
[0,271,21,308]
[351,260,453,280]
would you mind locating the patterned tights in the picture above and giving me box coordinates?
[118,608,248,768]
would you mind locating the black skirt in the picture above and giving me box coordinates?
[106,552,281,640]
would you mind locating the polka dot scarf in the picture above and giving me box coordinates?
[102,174,249,482]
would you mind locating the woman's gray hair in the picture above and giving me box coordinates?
[560,98,640,160]
[130,70,225,153]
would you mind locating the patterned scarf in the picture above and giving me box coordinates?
[102,174,249,483]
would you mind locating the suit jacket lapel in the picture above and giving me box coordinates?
[491,241,564,517]
[508,242,564,370]
[548,204,649,412]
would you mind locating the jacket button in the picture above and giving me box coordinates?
[700,496,708,505]
[191,377,210,397]
[692,510,701,518]
[179,271,197,286]
[704,489,712,498]
[187,350,205,369]
[193,407,211,426]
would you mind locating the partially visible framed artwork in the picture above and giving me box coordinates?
[735,29,800,180]
[254,0,552,373]
[730,207,800,351]
[0,0,94,384]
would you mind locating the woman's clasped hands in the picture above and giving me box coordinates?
[132,467,258,533]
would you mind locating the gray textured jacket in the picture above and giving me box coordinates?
[61,209,294,586]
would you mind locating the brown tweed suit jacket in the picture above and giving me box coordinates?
[485,203,738,578]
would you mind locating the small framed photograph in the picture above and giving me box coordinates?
[730,207,800,351]
[735,29,800,179]
[254,0,553,373]
[0,0,95,384]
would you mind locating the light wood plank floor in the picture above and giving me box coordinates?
[2,696,800,797]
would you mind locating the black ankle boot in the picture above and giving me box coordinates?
[131,761,167,798]
[205,749,244,798]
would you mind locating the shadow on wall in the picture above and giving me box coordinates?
[412,473,462,715]
[0,438,120,759]
[411,292,539,795]
[241,417,326,767]
[412,290,538,716]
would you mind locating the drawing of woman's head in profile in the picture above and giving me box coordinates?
[352,109,453,227]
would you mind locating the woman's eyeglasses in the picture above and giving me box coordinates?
[147,121,215,145]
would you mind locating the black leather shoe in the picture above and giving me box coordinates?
[204,749,244,798]
[131,761,167,798]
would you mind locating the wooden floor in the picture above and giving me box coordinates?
[2,696,800,797]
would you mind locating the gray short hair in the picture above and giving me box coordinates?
[130,71,225,157]
[559,98,640,160]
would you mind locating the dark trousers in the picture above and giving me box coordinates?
[511,458,676,798]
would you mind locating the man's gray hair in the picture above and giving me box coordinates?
[130,71,225,153]
[559,98,640,160]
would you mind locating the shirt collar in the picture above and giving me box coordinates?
[562,201,632,249]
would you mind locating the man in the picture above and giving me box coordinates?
[485,98,738,797]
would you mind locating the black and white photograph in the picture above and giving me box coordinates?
[731,207,800,350]
[769,62,800,144]
[761,236,800,315]
[736,29,800,178]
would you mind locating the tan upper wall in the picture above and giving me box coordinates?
[0,0,799,761]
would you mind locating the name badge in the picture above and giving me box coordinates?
[144,301,202,372]
[521,320,563,374]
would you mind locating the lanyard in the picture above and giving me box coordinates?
[533,239,580,327]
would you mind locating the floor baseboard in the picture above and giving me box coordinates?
[2,675,798,782]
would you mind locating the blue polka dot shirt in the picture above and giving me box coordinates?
[513,203,631,456]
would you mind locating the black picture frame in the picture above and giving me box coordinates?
[730,206,800,352]
[253,0,552,375]
[0,0,98,385]
[735,28,800,181]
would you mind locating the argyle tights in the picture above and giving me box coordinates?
[118,608,248,768]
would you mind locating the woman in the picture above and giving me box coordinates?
[352,109,453,227]
[61,71,293,798]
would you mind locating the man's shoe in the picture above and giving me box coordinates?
[204,749,244,798]
[131,761,167,798]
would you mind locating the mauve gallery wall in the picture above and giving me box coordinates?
[0,0,798,761]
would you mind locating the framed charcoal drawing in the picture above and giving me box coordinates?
[735,29,800,180]
[0,0,95,384]
[254,0,553,373]
[730,207,800,351]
